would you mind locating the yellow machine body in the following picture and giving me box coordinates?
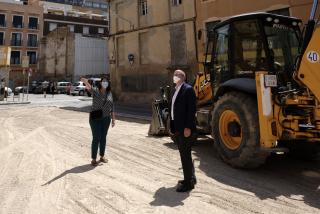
[256,70,320,149]
[193,55,213,106]
[193,72,213,106]
[296,27,320,101]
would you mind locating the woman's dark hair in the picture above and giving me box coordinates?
[97,78,111,92]
[96,81,102,90]
[106,81,111,92]
[104,78,111,92]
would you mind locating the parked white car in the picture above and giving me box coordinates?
[14,86,28,95]
[4,87,12,97]
[57,82,72,94]
[70,81,86,96]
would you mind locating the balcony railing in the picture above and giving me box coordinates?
[29,59,37,65]
[12,23,24,28]
[0,22,6,28]
[27,40,38,47]
[10,58,21,65]
[43,0,83,6]
[28,24,39,30]
[44,13,108,26]
[11,40,23,46]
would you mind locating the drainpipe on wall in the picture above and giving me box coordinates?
[65,28,68,81]
[193,0,198,63]
[54,30,57,79]
[108,0,111,34]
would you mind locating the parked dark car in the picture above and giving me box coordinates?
[29,81,39,93]
[33,83,44,94]
[32,81,49,94]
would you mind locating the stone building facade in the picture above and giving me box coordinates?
[39,27,74,81]
[108,0,197,104]
[39,27,108,82]
[108,0,314,105]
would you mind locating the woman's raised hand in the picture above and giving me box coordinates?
[81,78,91,90]
[80,77,88,83]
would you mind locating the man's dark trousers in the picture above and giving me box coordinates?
[175,134,195,185]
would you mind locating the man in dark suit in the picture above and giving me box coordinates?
[170,69,197,192]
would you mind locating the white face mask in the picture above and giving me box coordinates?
[101,81,108,89]
[173,76,181,84]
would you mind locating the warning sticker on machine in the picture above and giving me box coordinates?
[307,51,320,63]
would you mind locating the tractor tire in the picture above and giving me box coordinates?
[212,92,269,168]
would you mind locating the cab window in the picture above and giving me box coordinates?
[232,20,268,74]
[213,24,230,83]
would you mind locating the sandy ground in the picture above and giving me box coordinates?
[0,106,319,214]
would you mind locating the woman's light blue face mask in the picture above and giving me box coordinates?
[101,81,109,89]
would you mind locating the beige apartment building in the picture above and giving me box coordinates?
[108,0,197,104]
[196,0,315,59]
[0,0,43,87]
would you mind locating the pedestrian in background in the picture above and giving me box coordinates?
[170,69,197,192]
[43,82,48,98]
[51,82,56,98]
[81,77,116,166]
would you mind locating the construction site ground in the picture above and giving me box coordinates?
[0,101,319,214]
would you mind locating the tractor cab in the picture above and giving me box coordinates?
[207,13,302,96]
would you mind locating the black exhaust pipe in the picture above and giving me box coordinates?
[301,0,318,54]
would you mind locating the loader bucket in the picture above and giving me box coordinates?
[148,99,169,136]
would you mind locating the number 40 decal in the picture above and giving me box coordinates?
[307,51,320,63]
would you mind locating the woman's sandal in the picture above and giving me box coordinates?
[91,160,98,166]
[100,157,108,163]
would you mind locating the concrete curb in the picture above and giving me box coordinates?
[0,101,31,105]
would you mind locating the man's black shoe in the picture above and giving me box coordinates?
[176,183,194,192]
[178,177,197,185]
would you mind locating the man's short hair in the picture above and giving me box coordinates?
[174,69,186,81]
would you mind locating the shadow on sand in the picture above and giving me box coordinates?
[150,187,190,207]
[59,106,150,124]
[163,136,320,209]
[42,163,101,186]
[59,106,91,113]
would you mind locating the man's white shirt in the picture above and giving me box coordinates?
[171,83,184,120]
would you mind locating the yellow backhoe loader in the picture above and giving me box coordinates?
[149,0,320,168]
